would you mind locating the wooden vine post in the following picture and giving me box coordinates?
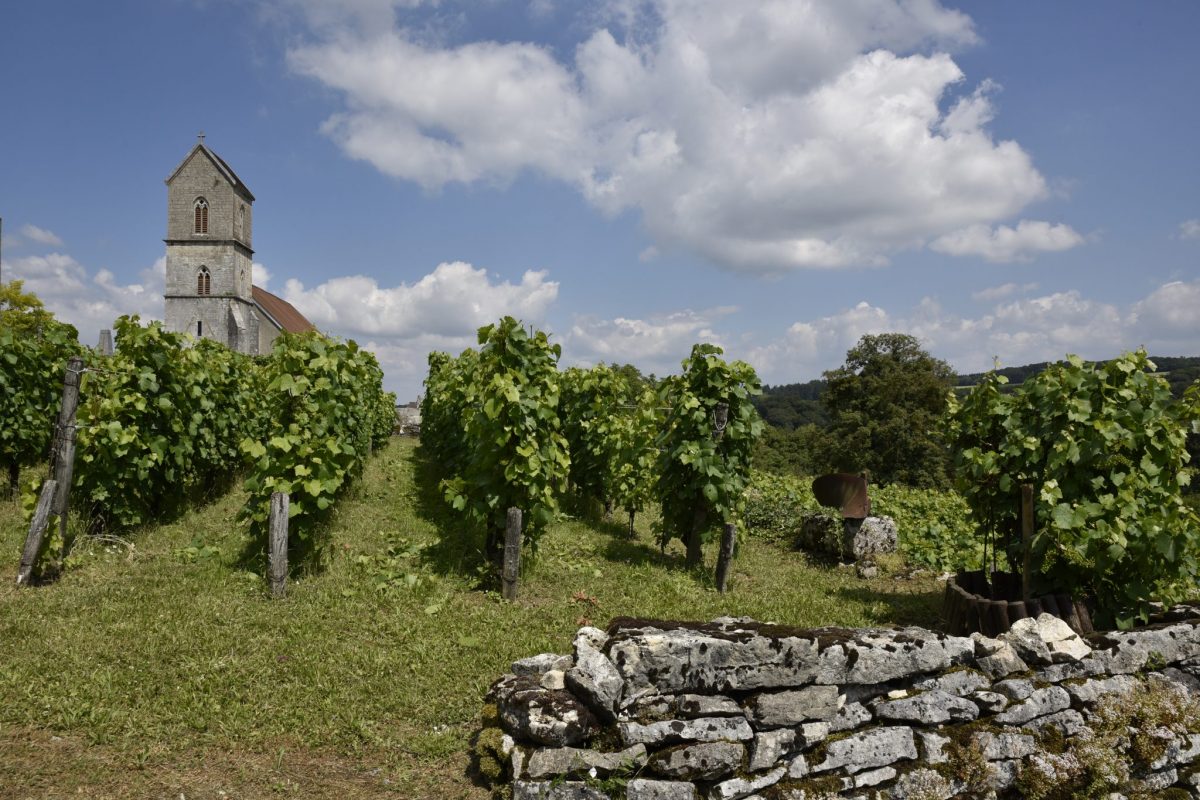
[502,507,522,601]
[1020,484,1034,603]
[51,356,83,555]
[268,492,289,598]
[715,522,736,593]
[16,479,57,586]
[687,402,730,566]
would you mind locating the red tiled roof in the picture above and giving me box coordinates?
[252,285,315,334]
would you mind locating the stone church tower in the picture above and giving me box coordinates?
[163,135,313,353]
[164,134,260,352]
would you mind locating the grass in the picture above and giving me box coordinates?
[0,438,943,799]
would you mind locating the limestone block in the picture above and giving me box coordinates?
[709,766,786,800]
[525,744,647,779]
[748,729,795,771]
[746,686,840,728]
[853,765,896,788]
[513,780,610,799]
[994,686,1071,725]
[811,726,918,774]
[513,653,574,677]
[890,768,956,800]
[493,675,600,747]
[827,701,872,732]
[915,668,991,697]
[566,641,623,720]
[1022,709,1087,737]
[1064,674,1138,705]
[626,779,698,800]
[972,633,1028,678]
[970,690,1008,713]
[853,516,898,558]
[648,742,744,781]
[676,694,742,718]
[540,670,566,690]
[609,628,821,693]
[972,731,1037,761]
[918,731,950,764]
[619,717,754,747]
[992,678,1035,701]
[873,689,979,725]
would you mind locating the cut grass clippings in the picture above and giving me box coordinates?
[0,438,943,799]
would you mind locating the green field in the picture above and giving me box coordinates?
[0,438,943,799]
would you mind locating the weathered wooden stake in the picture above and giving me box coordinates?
[6,463,17,500]
[97,329,113,356]
[52,356,83,554]
[628,509,636,538]
[268,492,289,598]
[715,523,736,593]
[17,480,57,586]
[502,507,522,601]
[1020,484,1034,603]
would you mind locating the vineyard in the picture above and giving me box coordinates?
[5,315,395,582]
[3,305,1199,797]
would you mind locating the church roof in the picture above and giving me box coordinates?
[165,140,256,202]
[252,285,315,334]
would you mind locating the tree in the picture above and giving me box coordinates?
[821,333,954,487]
[0,280,74,337]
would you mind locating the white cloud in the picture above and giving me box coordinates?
[252,262,272,289]
[930,220,1084,262]
[288,1,1055,271]
[1179,219,1200,240]
[562,307,734,377]
[19,224,64,247]
[281,260,558,338]
[971,282,1038,302]
[744,281,1200,385]
[1,252,163,341]
[279,261,559,399]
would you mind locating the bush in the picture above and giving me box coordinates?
[949,351,1200,628]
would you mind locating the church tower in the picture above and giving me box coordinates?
[163,134,260,353]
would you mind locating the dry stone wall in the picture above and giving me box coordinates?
[484,612,1200,799]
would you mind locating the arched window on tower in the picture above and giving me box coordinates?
[194,197,209,234]
[197,266,211,296]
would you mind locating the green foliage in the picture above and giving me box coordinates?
[654,344,763,562]
[611,385,659,520]
[440,317,571,557]
[752,423,835,476]
[240,331,393,549]
[560,364,629,509]
[950,350,1200,627]
[72,317,264,528]
[0,279,74,336]
[0,314,82,477]
[419,348,478,477]
[743,469,978,572]
[822,333,955,487]
[753,378,829,429]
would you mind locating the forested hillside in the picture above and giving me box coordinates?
[756,354,1200,429]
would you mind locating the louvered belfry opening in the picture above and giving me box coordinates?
[197,266,211,296]
[194,197,209,234]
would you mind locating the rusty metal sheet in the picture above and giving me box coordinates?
[811,473,870,519]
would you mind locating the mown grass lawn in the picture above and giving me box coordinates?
[0,438,943,799]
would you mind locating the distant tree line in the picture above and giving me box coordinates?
[754,342,1200,488]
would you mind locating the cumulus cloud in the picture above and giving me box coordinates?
[18,224,65,248]
[281,261,558,338]
[930,220,1084,262]
[1179,219,1200,240]
[288,1,1056,271]
[278,261,559,398]
[252,262,272,289]
[744,281,1200,385]
[561,307,735,377]
[1,252,163,341]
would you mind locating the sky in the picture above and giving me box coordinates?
[1,0,1198,400]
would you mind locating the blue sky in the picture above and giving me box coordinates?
[2,0,1197,399]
